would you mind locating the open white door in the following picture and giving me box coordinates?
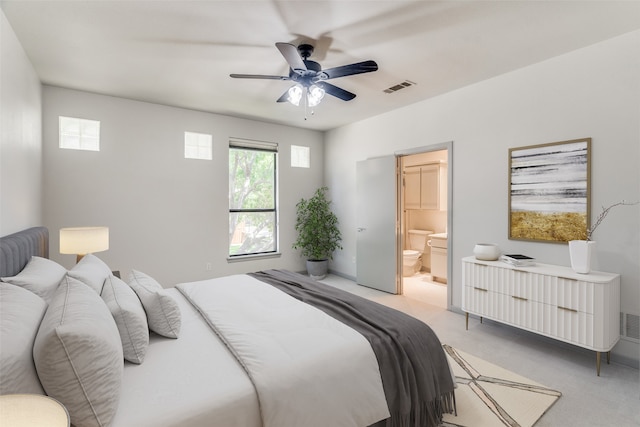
[356,155,400,294]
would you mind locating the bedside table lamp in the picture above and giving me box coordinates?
[0,394,70,426]
[60,226,109,263]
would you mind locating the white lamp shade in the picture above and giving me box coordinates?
[0,394,70,427]
[307,85,325,107]
[60,226,109,255]
[287,84,303,106]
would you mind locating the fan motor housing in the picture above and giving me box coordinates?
[298,43,314,59]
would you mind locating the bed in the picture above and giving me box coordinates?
[0,227,455,427]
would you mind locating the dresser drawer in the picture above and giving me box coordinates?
[503,295,546,332]
[550,277,594,314]
[463,285,503,319]
[544,304,595,347]
[462,261,508,293]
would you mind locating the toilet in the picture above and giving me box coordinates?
[402,229,433,276]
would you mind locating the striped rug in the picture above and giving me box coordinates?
[442,345,561,427]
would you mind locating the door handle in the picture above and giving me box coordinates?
[357,227,366,232]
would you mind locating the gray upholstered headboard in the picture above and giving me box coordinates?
[0,226,49,277]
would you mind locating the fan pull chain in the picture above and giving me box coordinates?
[303,90,315,120]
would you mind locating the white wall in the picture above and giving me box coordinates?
[42,86,324,285]
[0,10,42,236]
[325,31,640,364]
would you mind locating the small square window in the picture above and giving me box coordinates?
[185,132,213,160]
[59,116,100,151]
[291,145,310,168]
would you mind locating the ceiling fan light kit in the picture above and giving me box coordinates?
[230,42,378,114]
[287,84,325,107]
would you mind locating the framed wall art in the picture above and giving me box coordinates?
[508,138,591,243]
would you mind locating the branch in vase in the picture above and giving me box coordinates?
[587,200,640,241]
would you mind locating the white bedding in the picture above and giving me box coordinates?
[111,288,261,427]
[177,275,390,427]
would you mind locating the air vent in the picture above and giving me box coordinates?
[621,311,640,342]
[383,80,416,94]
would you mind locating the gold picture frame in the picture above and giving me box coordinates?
[508,138,591,243]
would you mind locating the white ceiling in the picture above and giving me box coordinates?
[3,1,640,131]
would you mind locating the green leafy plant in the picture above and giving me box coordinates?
[293,187,343,260]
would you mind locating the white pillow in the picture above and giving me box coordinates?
[33,275,123,427]
[128,270,181,338]
[102,275,150,364]
[1,256,66,303]
[67,253,112,294]
[0,282,47,395]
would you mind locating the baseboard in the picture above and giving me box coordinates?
[327,269,356,282]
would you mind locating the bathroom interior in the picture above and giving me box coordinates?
[401,149,448,309]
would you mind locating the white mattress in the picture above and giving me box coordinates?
[110,288,261,427]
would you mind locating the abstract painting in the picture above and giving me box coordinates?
[509,138,590,242]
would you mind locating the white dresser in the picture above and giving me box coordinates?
[461,256,620,375]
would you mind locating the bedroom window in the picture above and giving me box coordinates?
[59,116,100,151]
[184,131,212,160]
[291,145,310,168]
[228,139,278,258]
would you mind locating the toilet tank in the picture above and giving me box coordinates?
[407,229,433,252]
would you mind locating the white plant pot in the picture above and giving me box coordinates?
[569,240,595,274]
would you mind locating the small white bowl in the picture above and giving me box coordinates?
[473,243,501,261]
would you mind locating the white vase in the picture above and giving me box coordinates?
[569,240,595,274]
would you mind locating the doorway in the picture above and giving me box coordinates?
[397,142,452,309]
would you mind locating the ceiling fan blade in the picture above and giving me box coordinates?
[276,88,291,103]
[275,42,307,74]
[230,74,290,80]
[319,60,378,80]
[316,82,356,101]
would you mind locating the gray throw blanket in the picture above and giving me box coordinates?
[249,269,455,427]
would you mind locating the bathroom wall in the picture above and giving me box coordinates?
[402,149,448,235]
[402,149,448,271]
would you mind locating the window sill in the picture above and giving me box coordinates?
[227,252,281,263]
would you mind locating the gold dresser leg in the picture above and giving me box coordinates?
[607,351,611,365]
[596,352,601,376]
[465,312,469,330]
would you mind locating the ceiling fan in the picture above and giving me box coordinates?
[230,42,378,107]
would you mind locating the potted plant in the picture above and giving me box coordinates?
[293,187,343,280]
[569,200,639,273]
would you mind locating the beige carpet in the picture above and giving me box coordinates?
[442,345,561,427]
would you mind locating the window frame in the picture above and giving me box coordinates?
[291,145,310,168]
[228,138,279,260]
[184,131,213,160]
[59,116,101,151]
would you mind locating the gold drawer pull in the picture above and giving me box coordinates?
[473,287,488,292]
[558,306,578,313]
[512,296,528,302]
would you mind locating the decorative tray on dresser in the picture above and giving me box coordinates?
[461,256,620,376]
